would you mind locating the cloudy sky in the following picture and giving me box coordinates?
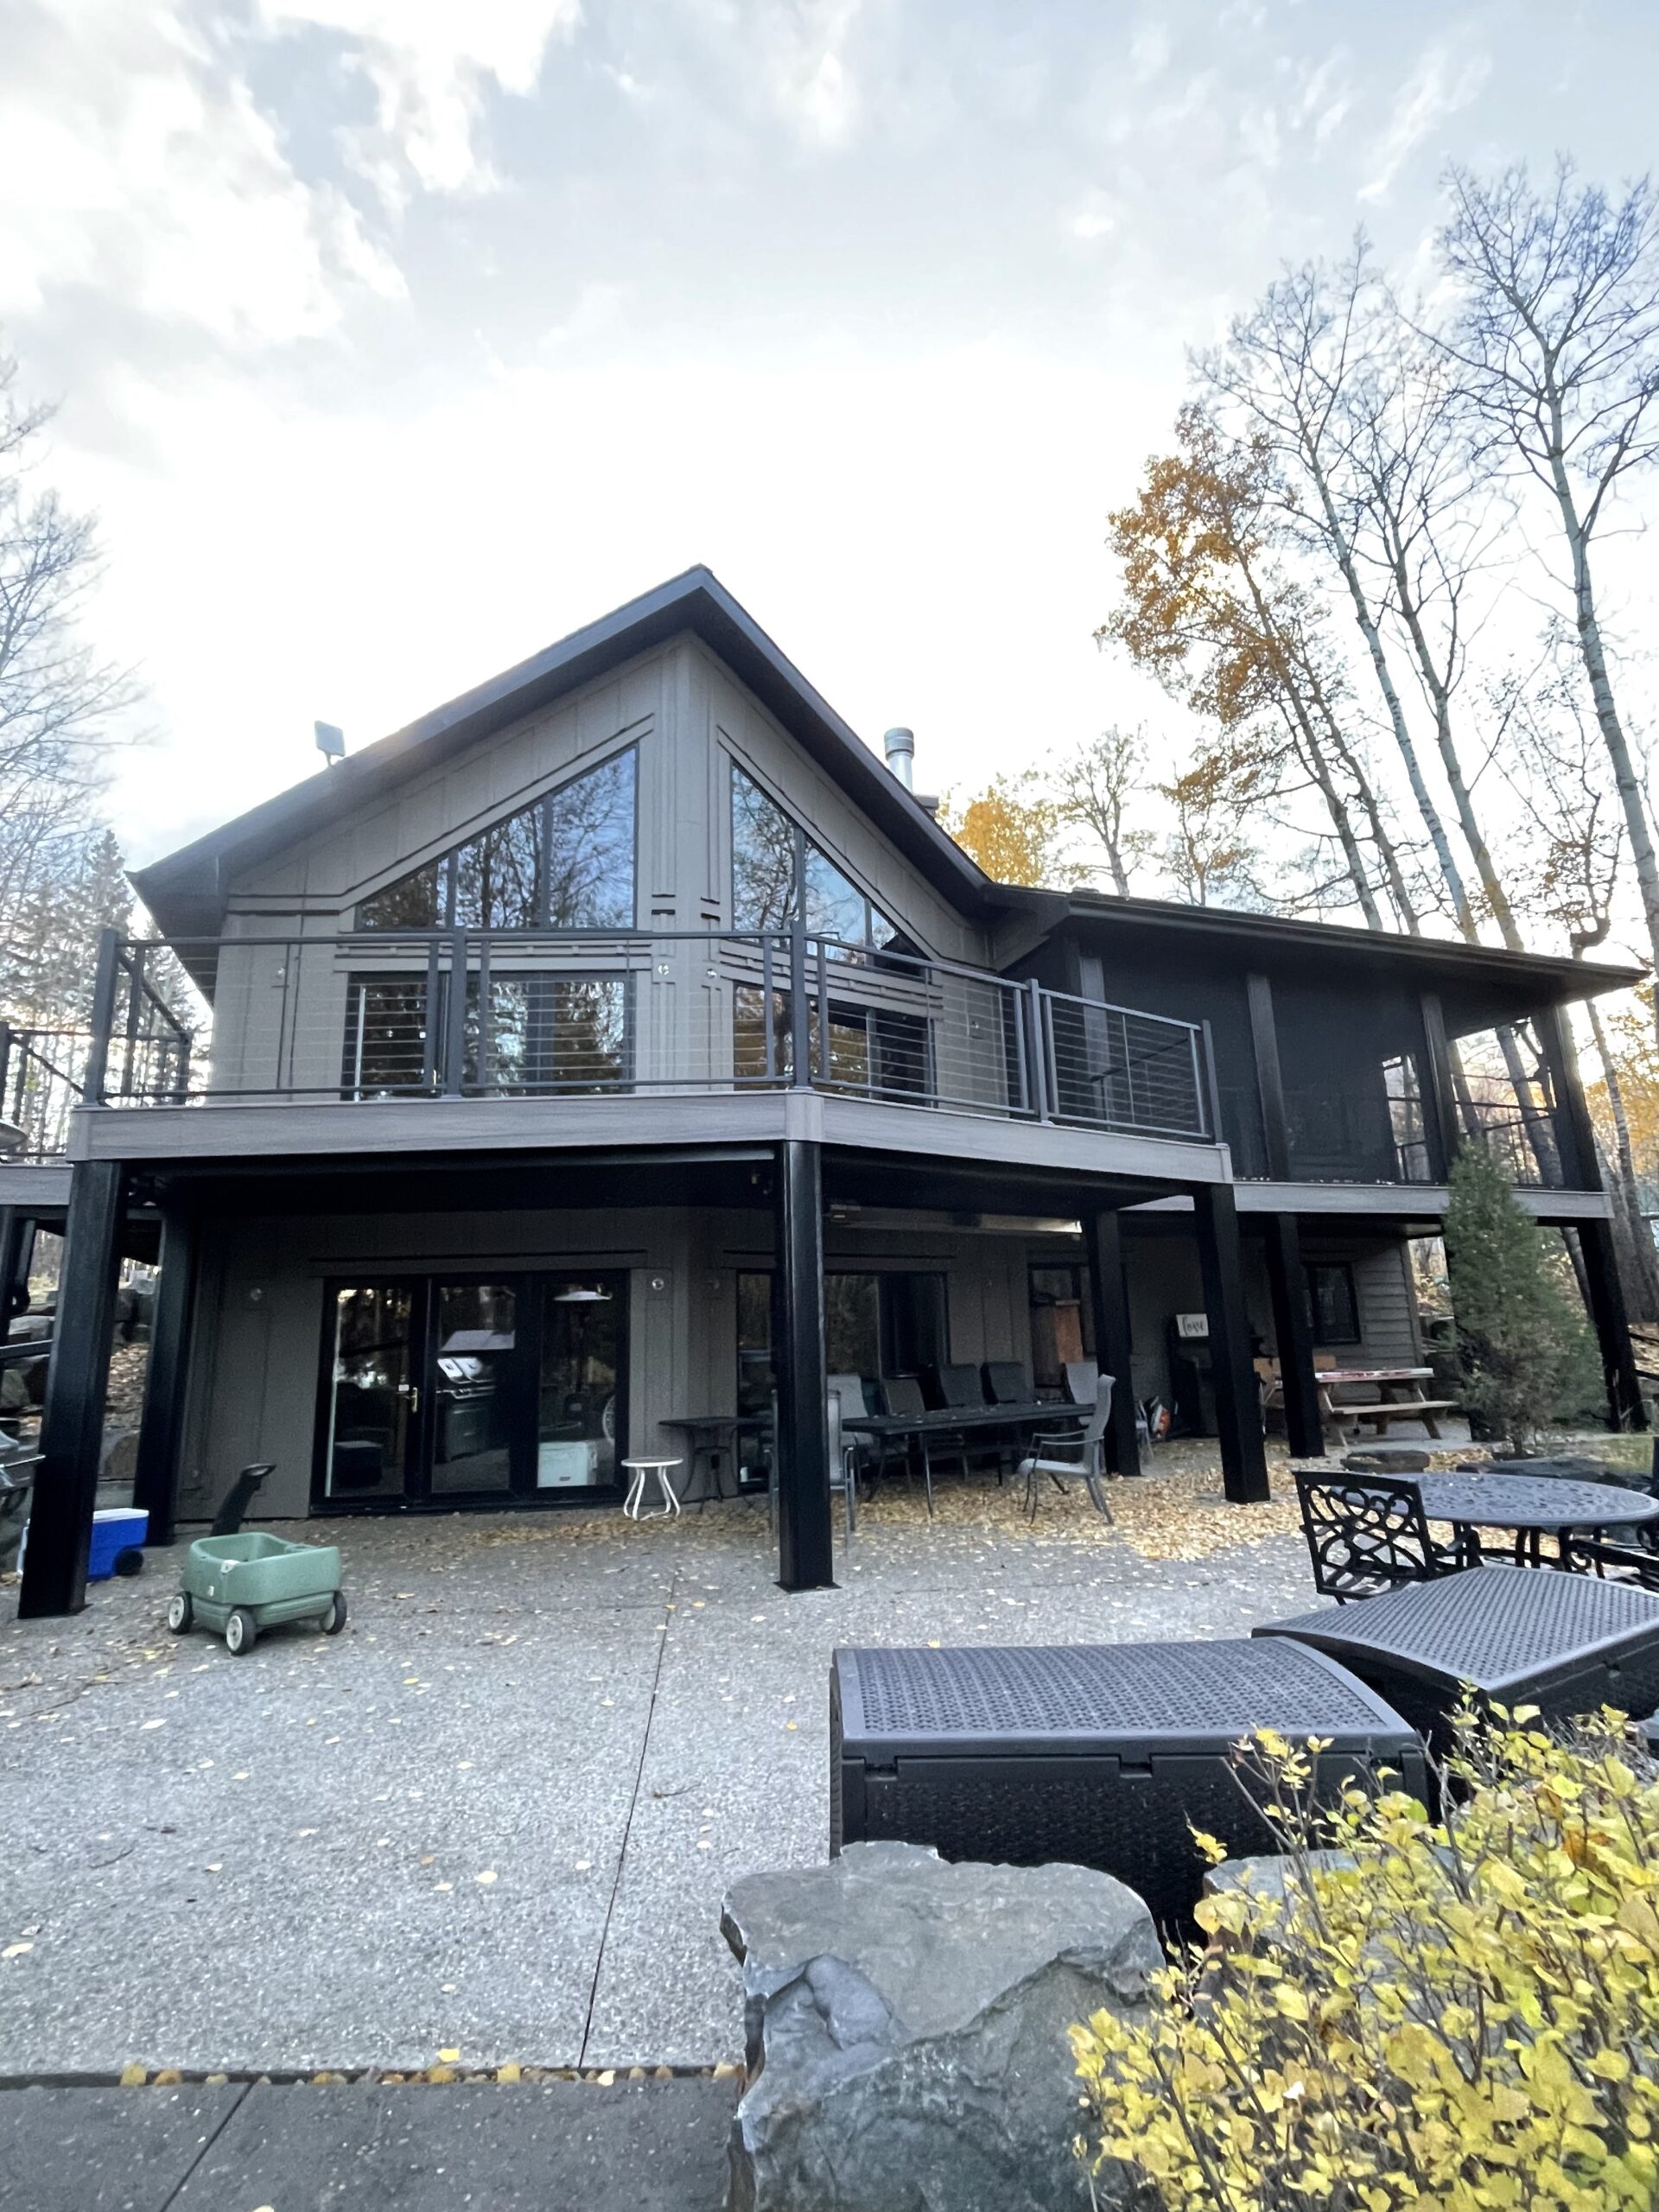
[3,0,1656,869]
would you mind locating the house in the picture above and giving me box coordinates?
[3,567,1644,1618]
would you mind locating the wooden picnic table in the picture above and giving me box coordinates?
[1261,1364,1458,1443]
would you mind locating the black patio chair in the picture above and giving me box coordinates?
[1293,1468,1465,1603]
[879,1375,935,1516]
[981,1361,1031,1407]
[1559,1534,1659,1589]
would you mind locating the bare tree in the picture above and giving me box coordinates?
[1196,245,1478,938]
[1434,161,1659,1022]
[1054,726,1157,895]
[1155,744,1268,908]
[0,344,137,1032]
[1103,407,1418,930]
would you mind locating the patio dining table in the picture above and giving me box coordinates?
[1414,1472,1659,1568]
[842,1402,1073,1484]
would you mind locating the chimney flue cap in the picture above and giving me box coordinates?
[882,726,915,790]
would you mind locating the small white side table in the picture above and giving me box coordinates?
[622,1456,683,1521]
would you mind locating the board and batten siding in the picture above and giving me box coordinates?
[202,635,995,1103]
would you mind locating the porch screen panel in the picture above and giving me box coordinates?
[1273,975,1433,1184]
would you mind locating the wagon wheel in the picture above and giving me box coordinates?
[166,1592,193,1634]
[224,1607,257,1656]
[323,1591,348,1635]
[114,1548,145,1578]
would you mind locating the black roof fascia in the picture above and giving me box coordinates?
[130,566,997,941]
[1007,887,1645,1007]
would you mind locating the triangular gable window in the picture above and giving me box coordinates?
[730,763,897,951]
[358,750,636,930]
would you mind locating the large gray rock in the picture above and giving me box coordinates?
[721,1842,1159,2212]
[1342,1446,1430,1473]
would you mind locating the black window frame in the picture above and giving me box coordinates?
[355,747,639,933]
[1304,1261,1362,1347]
[729,760,898,953]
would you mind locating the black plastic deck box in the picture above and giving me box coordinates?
[830,1638,1427,1924]
[1256,1565,1659,1742]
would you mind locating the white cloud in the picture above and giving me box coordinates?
[1358,35,1490,204]
[255,0,584,201]
[1069,189,1120,242]
[759,0,867,149]
[0,0,404,346]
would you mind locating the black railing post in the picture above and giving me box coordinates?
[1193,1182,1271,1505]
[82,929,121,1106]
[1420,991,1459,1183]
[17,1158,125,1618]
[1244,975,1288,1178]
[789,923,811,1088]
[0,1021,11,1118]
[1533,1002,1598,1194]
[1027,982,1051,1122]
[1199,1019,1226,1152]
[444,930,468,1096]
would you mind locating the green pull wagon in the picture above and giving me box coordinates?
[168,1532,346,1655]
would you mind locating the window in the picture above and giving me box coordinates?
[359,750,636,931]
[729,763,898,952]
[342,971,630,1096]
[734,1268,947,1404]
[1304,1261,1361,1346]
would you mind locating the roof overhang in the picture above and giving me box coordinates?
[130,566,999,942]
[1009,888,1645,1011]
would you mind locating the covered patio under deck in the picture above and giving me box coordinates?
[13,1094,1270,1618]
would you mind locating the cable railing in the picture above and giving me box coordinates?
[60,930,1222,1151]
[0,1024,91,1161]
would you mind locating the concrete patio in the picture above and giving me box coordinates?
[0,1463,1324,2079]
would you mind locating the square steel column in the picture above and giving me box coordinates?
[1260,1212,1325,1460]
[772,1139,834,1591]
[1082,1209,1140,1478]
[18,1159,125,1618]
[130,1207,199,1548]
[1577,1215,1647,1432]
[1193,1183,1270,1504]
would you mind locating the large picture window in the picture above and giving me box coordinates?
[358,750,636,931]
[730,763,897,953]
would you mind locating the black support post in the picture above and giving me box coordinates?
[772,1139,833,1591]
[1420,991,1459,1184]
[0,1207,29,1327]
[130,1208,199,1548]
[1245,972,1291,1183]
[1533,1003,1599,1195]
[1193,1183,1271,1504]
[1576,1215,1647,1432]
[1082,1209,1140,1478]
[17,1160,125,1618]
[1260,1213,1325,1460]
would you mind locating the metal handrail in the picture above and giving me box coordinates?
[55,928,1223,1154]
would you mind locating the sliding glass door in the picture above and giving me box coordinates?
[315,1271,628,1510]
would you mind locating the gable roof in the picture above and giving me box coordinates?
[130,565,998,941]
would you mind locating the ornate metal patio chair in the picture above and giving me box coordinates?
[1293,1468,1465,1603]
[1558,1534,1659,1588]
[1017,1379,1115,1523]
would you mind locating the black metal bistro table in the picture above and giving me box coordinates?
[1414,1473,1659,1567]
[660,1414,771,1504]
[1256,1564,1659,1741]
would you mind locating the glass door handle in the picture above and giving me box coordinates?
[397,1382,421,1412]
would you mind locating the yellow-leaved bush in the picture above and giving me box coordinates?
[1071,1709,1659,2212]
